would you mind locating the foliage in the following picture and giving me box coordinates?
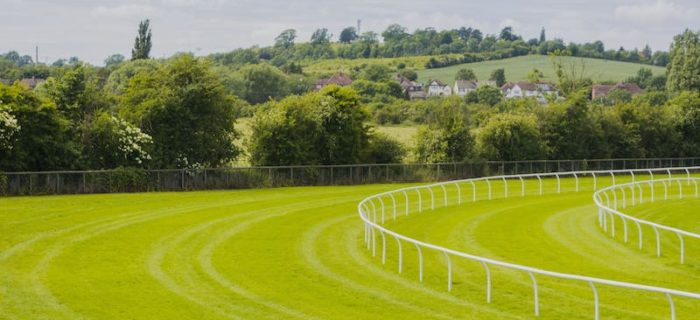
[239,63,289,104]
[455,68,477,81]
[131,19,152,60]
[82,112,152,169]
[667,91,700,156]
[414,97,473,163]
[475,113,546,160]
[0,106,19,153]
[248,86,371,166]
[363,133,406,163]
[490,68,506,87]
[667,29,700,93]
[465,86,503,106]
[119,54,240,168]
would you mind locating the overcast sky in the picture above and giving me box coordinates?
[1,0,698,65]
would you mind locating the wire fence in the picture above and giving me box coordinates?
[1,158,699,196]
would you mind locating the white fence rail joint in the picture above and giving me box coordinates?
[358,166,700,319]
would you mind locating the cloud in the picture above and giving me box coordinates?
[91,5,156,18]
[614,0,698,23]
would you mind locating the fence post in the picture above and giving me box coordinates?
[181,169,185,191]
[82,172,86,193]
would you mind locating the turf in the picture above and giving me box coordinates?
[1,174,698,319]
[416,55,666,85]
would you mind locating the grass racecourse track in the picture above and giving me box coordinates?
[1,173,700,319]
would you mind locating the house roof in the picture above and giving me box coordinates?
[429,79,448,87]
[316,74,353,87]
[454,80,478,90]
[592,83,643,98]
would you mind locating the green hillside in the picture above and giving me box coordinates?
[417,55,666,85]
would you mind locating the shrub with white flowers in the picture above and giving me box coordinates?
[84,112,152,168]
[0,108,20,151]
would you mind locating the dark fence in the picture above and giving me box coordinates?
[1,158,699,196]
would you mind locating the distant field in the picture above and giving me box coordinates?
[2,175,699,318]
[303,55,439,76]
[417,55,666,84]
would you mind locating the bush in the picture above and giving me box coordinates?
[105,167,149,193]
[363,133,406,163]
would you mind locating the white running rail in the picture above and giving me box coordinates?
[358,167,700,319]
[594,178,700,264]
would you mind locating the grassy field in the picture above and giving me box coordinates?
[1,174,699,319]
[417,55,666,85]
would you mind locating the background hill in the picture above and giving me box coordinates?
[416,55,666,84]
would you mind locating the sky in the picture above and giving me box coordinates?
[1,0,698,65]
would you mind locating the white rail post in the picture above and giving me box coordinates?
[629,185,636,206]
[635,221,643,250]
[428,186,435,210]
[653,226,661,257]
[481,262,492,303]
[486,178,492,200]
[415,243,423,282]
[621,187,627,209]
[556,173,561,194]
[380,230,387,264]
[370,199,377,223]
[637,184,644,204]
[440,184,448,207]
[663,181,668,200]
[650,181,656,202]
[648,169,654,181]
[592,172,597,191]
[573,173,579,192]
[390,193,397,221]
[371,227,376,257]
[502,177,509,198]
[667,169,672,180]
[676,232,685,264]
[676,180,683,199]
[667,293,676,320]
[630,170,635,183]
[416,189,423,213]
[444,252,452,292]
[379,196,386,224]
[455,182,462,205]
[537,175,543,195]
[394,236,403,273]
[403,190,409,216]
[528,271,540,316]
[470,181,476,202]
[610,172,616,186]
[612,189,618,210]
[622,217,629,243]
[589,282,599,320]
[686,168,691,185]
[519,176,525,197]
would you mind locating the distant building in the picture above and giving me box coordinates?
[18,77,46,89]
[394,74,425,100]
[502,81,557,104]
[315,74,353,91]
[592,83,643,100]
[427,80,452,97]
[408,91,427,100]
[453,80,478,97]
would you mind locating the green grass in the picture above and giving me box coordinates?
[1,174,699,319]
[417,55,666,85]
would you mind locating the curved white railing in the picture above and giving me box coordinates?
[594,178,700,264]
[358,167,700,319]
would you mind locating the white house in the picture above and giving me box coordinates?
[427,80,452,97]
[502,81,557,103]
[453,80,478,97]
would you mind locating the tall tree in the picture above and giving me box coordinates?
[310,28,331,45]
[339,27,358,43]
[455,68,477,81]
[489,68,506,87]
[539,28,546,44]
[667,29,700,93]
[274,29,296,48]
[131,19,152,60]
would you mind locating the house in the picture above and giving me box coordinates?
[315,74,353,91]
[427,80,452,97]
[0,78,12,85]
[408,91,427,100]
[502,81,557,103]
[394,74,423,93]
[453,80,478,97]
[592,83,643,100]
[18,77,46,89]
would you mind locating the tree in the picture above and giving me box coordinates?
[667,29,700,92]
[499,26,518,41]
[465,85,503,106]
[0,83,77,171]
[414,97,473,163]
[455,68,477,81]
[104,54,125,68]
[550,50,591,95]
[667,91,700,156]
[626,68,654,89]
[119,54,241,168]
[275,29,296,48]
[248,86,371,165]
[489,68,506,87]
[527,68,544,83]
[82,112,152,169]
[359,64,392,82]
[476,113,547,160]
[362,133,406,163]
[339,27,358,43]
[131,19,152,60]
[239,64,289,104]
[539,28,546,44]
[310,28,331,45]
[381,24,408,43]
[398,69,418,81]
